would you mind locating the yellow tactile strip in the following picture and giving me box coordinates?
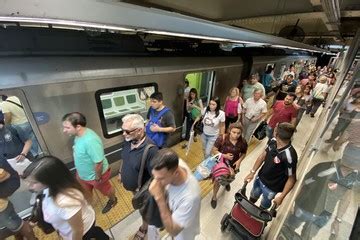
[6,139,259,240]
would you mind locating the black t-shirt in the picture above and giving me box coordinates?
[276,81,297,100]
[0,125,29,159]
[258,139,298,192]
[120,137,158,192]
[146,107,176,147]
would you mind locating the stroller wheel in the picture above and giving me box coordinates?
[220,213,229,232]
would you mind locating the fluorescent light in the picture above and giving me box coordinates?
[0,16,136,32]
[144,30,266,45]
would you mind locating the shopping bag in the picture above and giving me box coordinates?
[193,153,221,181]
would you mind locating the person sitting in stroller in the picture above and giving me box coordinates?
[210,122,248,209]
[245,122,298,209]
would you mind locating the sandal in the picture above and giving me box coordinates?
[133,227,147,240]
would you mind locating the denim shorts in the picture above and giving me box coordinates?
[250,176,277,209]
[0,201,23,232]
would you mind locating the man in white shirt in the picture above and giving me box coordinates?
[149,149,201,240]
[242,89,267,143]
[281,64,296,81]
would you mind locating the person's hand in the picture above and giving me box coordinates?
[149,179,165,200]
[223,153,234,161]
[251,118,258,123]
[244,172,255,183]
[150,124,161,132]
[234,161,241,172]
[273,195,284,207]
[15,153,26,162]
[332,142,342,151]
[95,175,102,182]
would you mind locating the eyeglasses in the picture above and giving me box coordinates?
[122,128,138,134]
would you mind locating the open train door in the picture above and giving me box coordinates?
[0,89,48,237]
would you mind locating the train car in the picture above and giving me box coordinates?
[0,53,316,220]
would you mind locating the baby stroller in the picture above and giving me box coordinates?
[220,182,277,239]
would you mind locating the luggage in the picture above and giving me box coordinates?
[220,182,276,239]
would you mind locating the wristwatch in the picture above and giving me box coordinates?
[335,217,342,223]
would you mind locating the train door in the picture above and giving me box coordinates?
[0,89,46,224]
[185,70,215,106]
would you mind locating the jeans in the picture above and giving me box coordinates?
[201,133,218,159]
[266,126,274,139]
[250,176,277,209]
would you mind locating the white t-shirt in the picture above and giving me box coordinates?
[42,188,95,240]
[312,83,328,99]
[167,159,201,240]
[201,108,225,136]
[0,96,28,125]
[243,98,267,120]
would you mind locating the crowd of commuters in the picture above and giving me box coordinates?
[1,62,350,240]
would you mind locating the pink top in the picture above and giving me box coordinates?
[224,97,241,117]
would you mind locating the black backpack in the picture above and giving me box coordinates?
[0,158,20,198]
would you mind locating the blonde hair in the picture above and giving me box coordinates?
[229,87,240,97]
[319,75,327,83]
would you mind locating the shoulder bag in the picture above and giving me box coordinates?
[29,194,55,234]
[131,143,163,228]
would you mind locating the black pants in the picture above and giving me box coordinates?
[83,222,109,240]
[309,98,323,116]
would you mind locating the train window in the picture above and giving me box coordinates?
[95,83,158,138]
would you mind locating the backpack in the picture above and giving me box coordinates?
[146,107,170,147]
[0,158,20,198]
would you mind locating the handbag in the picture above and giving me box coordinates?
[29,194,55,234]
[253,121,268,140]
[131,144,163,228]
[193,153,222,181]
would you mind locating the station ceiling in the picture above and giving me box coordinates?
[122,0,360,47]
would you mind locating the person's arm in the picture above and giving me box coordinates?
[151,111,176,133]
[95,162,103,181]
[290,117,297,127]
[273,174,296,206]
[219,121,225,135]
[252,112,266,123]
[233,153,246,171]
[149,179,183,236]
[244,150,266,182]
[67,210,84,240]
[16,139,32,162]
[3,112,11,124]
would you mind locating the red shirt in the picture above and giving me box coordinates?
[269,101,297,128]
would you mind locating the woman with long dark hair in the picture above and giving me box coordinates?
[23,156,109,240]
[200,97,225,158]
[182,88,203,148]
[210,122,247,209]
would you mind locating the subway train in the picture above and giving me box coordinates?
[0,52,316,221]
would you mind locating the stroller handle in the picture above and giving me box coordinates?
[269,202,277,218]
[240,181,248,196]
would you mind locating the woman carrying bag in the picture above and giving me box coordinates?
[182,88,203,149]
[210,122,248,209]
[23,156,109,240]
